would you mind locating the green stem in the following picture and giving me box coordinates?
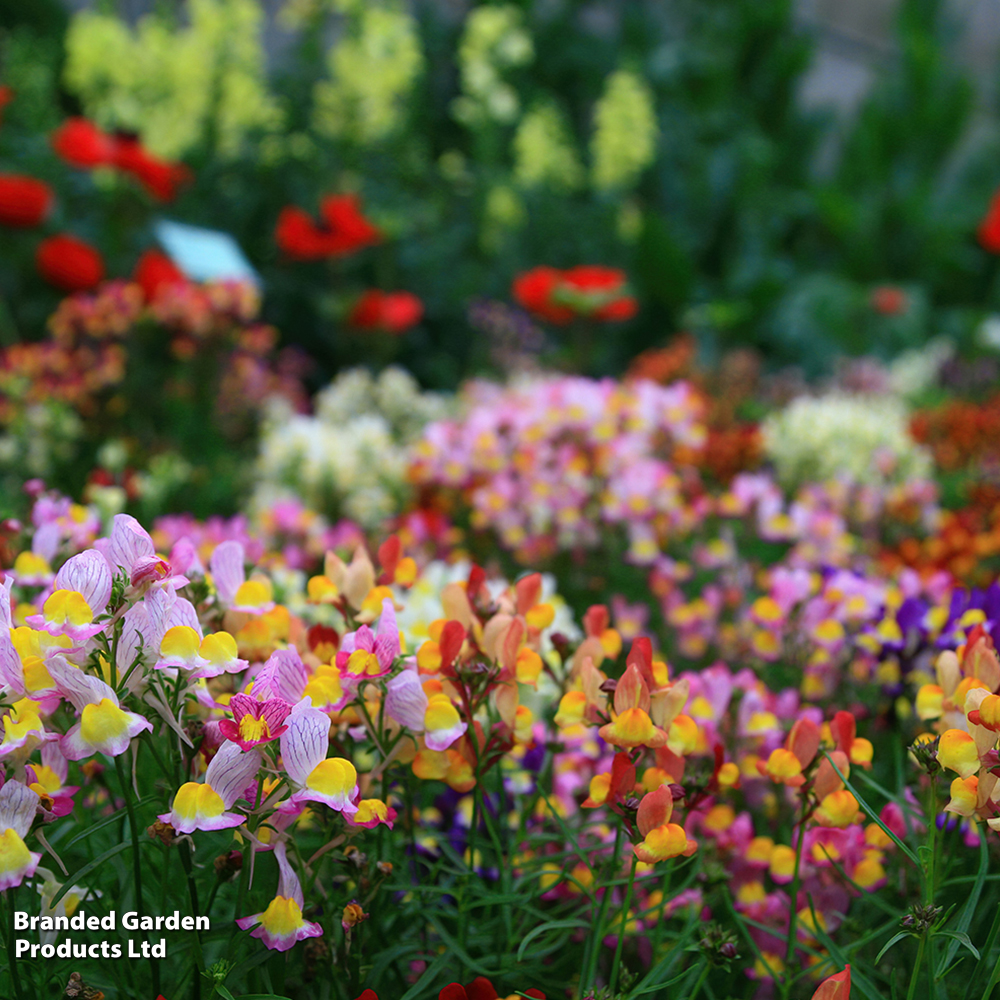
[907,933,927,1000]
[3,893,26,1000]
[688,960,711,1000]
[116,749,160,998]
[179,841,205,1000]
[582,823,624,993]
[608,854,638,995]
[970,906,1000,996]
[782,811,807,987]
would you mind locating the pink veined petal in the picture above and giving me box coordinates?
[385,669,428,731]
[54,551,113,617]
[46,654,118,713]
[279,703,330,787]
[103,514,155,577]
[210,540,246,605]
[255,649,309,704]
[0,779,40,838]
[373,599,400,668]
[262,698,293,732]
[274,841,304,906]
[205,742,263,809]
[228,692,258,724]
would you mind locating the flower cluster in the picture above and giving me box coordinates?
[252,366,449,528]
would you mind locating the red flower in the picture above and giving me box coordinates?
[512,267,572,324]
[513,265,636,324]
[51,119,190,201]
[0,174,53,228]
[349,289,423,334]
[275,194,381,261]
[354,980,544,1000]
[51,118,116,169]
[869,285,908,316]
[133,249,187,303]
[36,234,105,292]
[111,136,191,202]
[979,188,1000,254]
[439,979,544,1000]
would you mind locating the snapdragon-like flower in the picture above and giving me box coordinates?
[336,598,400,685]
[210,540,275,614]
[279,701,358,816]
[155,626,248,678]
[598,663,667,749]
[159,741,262,834]
[218,692,292,751]
[236,842,322,951]
[26,590,105,643]
[633,784,696,863]
[0,779,41,890]
[0,697,56,760]
[48,655,152,760]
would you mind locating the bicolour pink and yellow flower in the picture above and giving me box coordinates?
[236,842,322,951]
[159,741,263,834]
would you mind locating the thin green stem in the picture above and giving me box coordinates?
[608,854,638,995]
[970,905,1000,995]
[688,960,711,1000]
[582,823,624,993]
[3,893,26,1000]
[907,933,927,1000]
[782,810,807,991]
[116,749,160,998]
[179,840,205,1000]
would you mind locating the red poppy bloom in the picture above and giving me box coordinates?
[275,194,381,261]
[349,289,423,334]
[0,174,54,228]
[36,234,105,292]
[111,136,191,202]
[133,249,187,303]
[51,118,116,169]
[52,119,190,202]
[513,265,636,324]
[980,189,1000,254]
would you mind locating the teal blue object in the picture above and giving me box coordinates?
[154,219,259,286]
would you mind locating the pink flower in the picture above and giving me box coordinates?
[218,693,292,751]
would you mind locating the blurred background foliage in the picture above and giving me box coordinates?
[2,0,1000,388]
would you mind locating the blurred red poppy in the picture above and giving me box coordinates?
[133,249,187,303]
[0,174,54,228]
[513,265,636,324]
[52,118,190,201]
[36,234,105,292]
[980,189,1000,254]
[111,136,192,202]
[52,118,116,168]
[349,289,423,334]
[275,194,381,260]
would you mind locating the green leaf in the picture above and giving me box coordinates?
[49,841,133,908]
[821,751,920,866]
[875,931,914,964]
[940,823,988,973]
[935,931,980,960]
[515,918,590,961]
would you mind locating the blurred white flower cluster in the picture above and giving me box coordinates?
[762,392,933,491]
[251,366,450,528]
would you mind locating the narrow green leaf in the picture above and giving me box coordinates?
[876,931,913,965]
[516,919,590,961]
[49,842,133,908]
[940,824,988,974]
[822,751,920,866]
[936,931,980,960]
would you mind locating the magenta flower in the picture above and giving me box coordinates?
[218,693,292,751]
[335,598,400,688]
